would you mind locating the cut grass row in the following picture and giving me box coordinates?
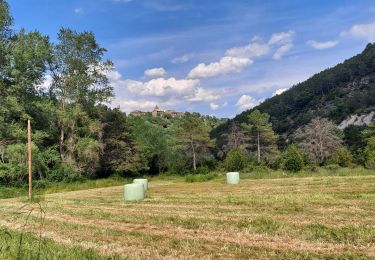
[1,168,374,258]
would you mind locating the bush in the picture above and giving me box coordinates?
[224,148,246,172]
[47,163,84,183]
[364,137,375,169]
[330,147,353,167]
[282,145,304,172]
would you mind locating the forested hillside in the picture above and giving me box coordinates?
[234,43,375,135]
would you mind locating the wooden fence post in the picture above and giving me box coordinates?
[28,120,32,200]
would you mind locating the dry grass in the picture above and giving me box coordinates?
[1,173,375,259]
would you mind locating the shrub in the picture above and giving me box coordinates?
[224,148,246,171]
[364,137,375,169]
[282,144,304,172]
[330,147,353,167]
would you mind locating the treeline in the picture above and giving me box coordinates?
[220,110,375,172]
[0,0,374,187]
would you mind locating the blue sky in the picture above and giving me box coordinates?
[8,0,375,118]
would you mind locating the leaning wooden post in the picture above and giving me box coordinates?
[27,120,32,200]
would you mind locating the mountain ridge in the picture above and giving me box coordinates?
[232,43,375,136]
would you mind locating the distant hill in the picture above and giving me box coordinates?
[231,43,375,137]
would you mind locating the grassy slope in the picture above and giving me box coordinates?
[0,169,374,259]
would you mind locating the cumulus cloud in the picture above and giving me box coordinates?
[188,56,251,79]
[273,43,293,60]
[235,95,260,111]
[171,54,192,64]
[272,88,288,96]
[144,67,166,77]
[126,77,200,98]
[341,22,375,41]
[307,40,338,49]
[209,102,220,111]
[187,87,220,102]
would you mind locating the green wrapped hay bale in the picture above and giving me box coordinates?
[226,172,240,184]
[133,178,148,191]
[124,183,145,201]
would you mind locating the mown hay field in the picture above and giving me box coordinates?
[1,174,375,259]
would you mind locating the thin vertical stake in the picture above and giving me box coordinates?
[28,120,32,200]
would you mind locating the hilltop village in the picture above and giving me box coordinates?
[130,105,185,118]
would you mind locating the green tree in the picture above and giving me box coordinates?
[224,148,246,171]
[176,113,213,171]
[49,28,113,172]
[363,121,375,169]
[99,107,141,176]
[242,110,278,164]
[282,144,304,172]
[330,147,353,167]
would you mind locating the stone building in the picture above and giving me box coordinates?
[130,106,184,118]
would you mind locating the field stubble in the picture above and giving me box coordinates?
[0,174,375,259]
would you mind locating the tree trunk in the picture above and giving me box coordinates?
[191,139,196,171]
[257,130,261,163]
[60,128,65,160]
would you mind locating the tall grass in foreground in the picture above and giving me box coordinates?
[0,227,119,259]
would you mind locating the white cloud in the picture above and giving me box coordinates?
[225,42,270,59]
[74,8,82,13]
[171,54,192,64]
[144,67,166,77]
[235,95,259,111]
[188,56,251,79]
[268,30,295,45]
[273,43,293,60]
[222,101,228,108]
[209,102,220,111]
[126,77,199,98]
[109,69,220,103]
[187,30,295,79]
[307,40,338,50]
[107,70,122,82]
[272,88,288,96]
[341,22,375,41]
[187,87,220,102]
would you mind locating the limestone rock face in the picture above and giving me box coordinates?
[338,111,375,130]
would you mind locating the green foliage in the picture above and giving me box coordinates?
[282,145,304,172]
[329,147,353,167]
[224,148,246,171]
[176,113,214,171]
[242,109,278,165]
[364,137,375,169]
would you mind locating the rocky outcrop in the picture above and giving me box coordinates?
[338,111,374,129]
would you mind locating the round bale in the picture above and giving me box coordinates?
[133,178,148,191]
[124,183,145,201]
[226,172,240,184]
